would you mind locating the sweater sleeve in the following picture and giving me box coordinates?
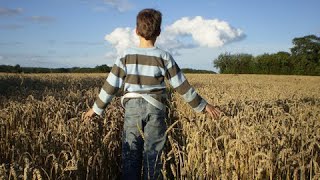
[164,54,207,112]
[92,57,126,115]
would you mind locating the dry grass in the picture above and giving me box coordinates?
[0,73,319,179]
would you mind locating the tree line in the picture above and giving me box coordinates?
[0,64,215,74]
[182,68,215,74]
[213,35,320,75]
[0,64,111,73]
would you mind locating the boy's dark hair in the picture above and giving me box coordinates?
[136,8,162,40]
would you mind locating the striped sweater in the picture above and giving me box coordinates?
[92,46,207,115]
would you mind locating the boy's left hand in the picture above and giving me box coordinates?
[84,108,96,120]
[204,104,221,120]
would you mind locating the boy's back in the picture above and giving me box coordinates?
[113,47,169,95]
[92,46,207,115]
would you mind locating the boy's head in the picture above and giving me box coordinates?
[136,8,162,40]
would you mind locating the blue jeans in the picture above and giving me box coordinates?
[122,98,166,180]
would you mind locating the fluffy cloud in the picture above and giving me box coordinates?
[0,7,23,16]
[165,16,245,47]
[104,16,245,56]
[105,27,139,55]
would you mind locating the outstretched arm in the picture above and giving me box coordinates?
[165,54,221,119]
[85,57,126,119]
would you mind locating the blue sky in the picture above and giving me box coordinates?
[0,0,319,71]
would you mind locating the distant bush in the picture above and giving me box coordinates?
[182,68,216,74]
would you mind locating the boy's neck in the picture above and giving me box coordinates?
[138,36,156,48]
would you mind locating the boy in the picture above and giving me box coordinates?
[85,8,221,179]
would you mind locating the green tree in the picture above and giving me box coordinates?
[14,64,22,73]
[213,53,232,73]
[274,52,292,74]
[255,54,271,74]
[235,54,254,74]
[291,35,320,58]
[291,35,320,75]
[213,53,254,74]
[95,64,111,73]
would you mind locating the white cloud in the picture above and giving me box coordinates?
[0,7,23,16]
[25,16,55,23]
[165,16,245,47]
[104,16,245,57]
[103,0,133,12]
[0,55,3,61]
[0,24,24,30]
[104,27,139,55]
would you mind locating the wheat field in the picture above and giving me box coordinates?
[0,73,319,179]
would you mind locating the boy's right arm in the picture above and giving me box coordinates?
[165,55,221,119]
[165,56,207,112]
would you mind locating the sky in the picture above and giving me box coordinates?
[0,0,319,72]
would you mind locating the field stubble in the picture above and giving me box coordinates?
[0,73,319,179]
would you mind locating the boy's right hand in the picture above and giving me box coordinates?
[204,104,221,120]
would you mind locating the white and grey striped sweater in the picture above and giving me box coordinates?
[93,46,207,115]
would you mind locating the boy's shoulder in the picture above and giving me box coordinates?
[124,46,173,61]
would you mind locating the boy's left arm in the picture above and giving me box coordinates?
[85,58,126,119]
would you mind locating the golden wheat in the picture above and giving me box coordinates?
[0,73,319,179]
